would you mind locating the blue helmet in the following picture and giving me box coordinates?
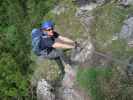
[41,20,54,30]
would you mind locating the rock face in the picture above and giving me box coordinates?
[126,57,133,80]
[71,39,94,64]
[58,87,89,100]
[119,16,133,42]
[95,0,108,4]
[74,0,110,6]
[36,66,90,100]
[74,3,95,64]
[37,79,55,100]
[56,66,90,100]
[51,4,69,15]
[75,3,97,17]
[75,3,95,33]
[119,0,133,6]
[35,1,95,100]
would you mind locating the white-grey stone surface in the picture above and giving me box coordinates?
[37,79,55,100]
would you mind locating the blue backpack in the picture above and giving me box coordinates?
[31,28,42,56]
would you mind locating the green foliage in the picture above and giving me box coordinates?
[107,39,133,61]
[77,67,112,100]
[0,0,57,99]
[77,66,133,100]
[27,0,56,27]
[0,53,29,98]
[33,59,61,83]
[107,39,127,59]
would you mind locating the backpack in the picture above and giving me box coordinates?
[31,28,42,56]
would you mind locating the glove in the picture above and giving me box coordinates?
[74,41,83,52]
[74,41,80,49]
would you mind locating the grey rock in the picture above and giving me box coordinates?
[80,15,94,32]
[71,39,94,63]
[95,0,107,4]
[126,57,133,79]
[62,67,76,88]
[59,88,83,100]
[58,86,90,100]
[119,17,133,42]
[51,4,69,15]
[74,0,110,6]
[75,4,97,17]
[35,65,89,100]
[119,0,133,6]
[37,79,55,100]
[75,4,95,33]
[73,0,92,6]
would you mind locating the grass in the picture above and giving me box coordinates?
[77,65,133,100]
[77,67,112,100]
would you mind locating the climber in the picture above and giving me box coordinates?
[32,20,79,62]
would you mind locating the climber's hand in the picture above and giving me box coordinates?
[74,41,83,52]
[74,41,80,49]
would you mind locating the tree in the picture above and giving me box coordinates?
[0,0,56,99]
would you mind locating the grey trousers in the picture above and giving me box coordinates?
[40,49,64,59]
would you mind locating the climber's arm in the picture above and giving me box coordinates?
[52,42,75,49]
[58,36,75,44]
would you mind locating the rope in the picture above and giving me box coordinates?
[94,50,133,67]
